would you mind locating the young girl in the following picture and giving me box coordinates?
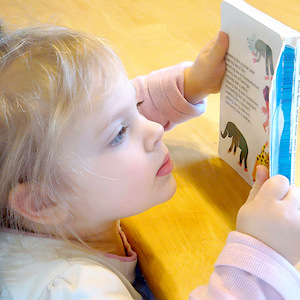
[0,23,300,300]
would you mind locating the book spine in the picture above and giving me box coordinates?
[270,44,296,183]
[290,40,300,184]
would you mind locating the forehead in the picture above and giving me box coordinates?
[92,74,136,122]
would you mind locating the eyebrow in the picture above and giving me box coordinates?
[94,84,137,140]
[131,84,143,106]
[94,108,120,142]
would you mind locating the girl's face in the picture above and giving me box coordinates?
[63,75,177,234]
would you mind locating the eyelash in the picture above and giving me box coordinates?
[109,101,141,147]
[137,100,144,108]
[110,126,129,146]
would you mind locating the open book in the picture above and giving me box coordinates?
[219,0,300,186]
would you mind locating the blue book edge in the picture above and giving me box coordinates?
[270,41,300,184]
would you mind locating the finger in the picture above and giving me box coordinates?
[245,165,269,203]
[217,31,229,52]
[259,174,290,200]
[200,33,218,54]
[282,185,300,210]
[255,165,269,184]
[209,32,219,45]
[207,31,229,61]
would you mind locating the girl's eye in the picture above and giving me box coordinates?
[110,126,128,146]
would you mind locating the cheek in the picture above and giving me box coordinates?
[111,151,156,185]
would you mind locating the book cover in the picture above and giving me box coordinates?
[219,0,300,186]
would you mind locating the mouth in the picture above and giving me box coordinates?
[156,152,173,177]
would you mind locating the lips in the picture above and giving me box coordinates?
[156,152,173,177]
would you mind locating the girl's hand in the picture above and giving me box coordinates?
[237,165,300,265]
[184,31,229,104]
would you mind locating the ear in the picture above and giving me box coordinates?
[8,183,68,225]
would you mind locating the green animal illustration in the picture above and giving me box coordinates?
[221,121,248,171]
[247,34,274,80]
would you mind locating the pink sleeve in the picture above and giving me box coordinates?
[190,231,300,300]
[131,62,206,131]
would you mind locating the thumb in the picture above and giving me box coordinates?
[245,165,269,203]
[207,31,229,62]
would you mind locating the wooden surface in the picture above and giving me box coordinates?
[1,0,300,299]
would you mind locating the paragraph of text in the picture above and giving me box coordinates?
[224,53,259,123]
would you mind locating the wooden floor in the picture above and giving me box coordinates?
[1,0,300,299]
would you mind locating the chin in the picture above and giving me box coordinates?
[129,174,177,218]
[158,172,177,204]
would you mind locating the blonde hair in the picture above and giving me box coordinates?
[0,23,125,237]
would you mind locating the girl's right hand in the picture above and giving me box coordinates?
[236,165,300,265]
[184,31,229,104]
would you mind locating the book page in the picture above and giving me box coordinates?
[219,0,296,186]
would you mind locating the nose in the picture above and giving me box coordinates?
[143,117,164,153]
